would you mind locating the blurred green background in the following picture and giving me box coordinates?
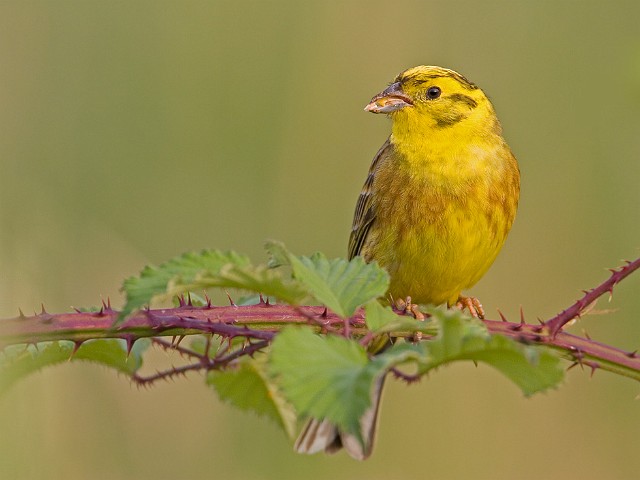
[1,1,639,479]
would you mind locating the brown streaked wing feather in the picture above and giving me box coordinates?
[348,138,393,260]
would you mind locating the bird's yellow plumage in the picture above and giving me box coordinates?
[296,66,520,460]
[350,65,520,308]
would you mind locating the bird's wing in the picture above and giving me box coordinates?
[348,138,393,260]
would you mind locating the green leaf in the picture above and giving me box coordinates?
[363,300,435,335]
[119,249,311,324]
[462,336,563,396]
[120,245,388,326]
[198,263,307,305]
[120,250,251,321]
[269,327,385,443]
[208,356,297,438]
[379,308,564,396]
[268,310,562,445]
[0,339,148,396]
[363,301,397,331]
[289,253,389,318]
[264,239,292,269]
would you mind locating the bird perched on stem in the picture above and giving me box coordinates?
[295,65,520,459]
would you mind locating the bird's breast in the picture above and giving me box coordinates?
[365,145,518,305]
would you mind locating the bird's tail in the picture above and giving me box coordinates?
[293,373,387,460]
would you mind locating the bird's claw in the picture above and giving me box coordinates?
[395,296,425,320]
[455,296,485,319]
[394,296,425,342]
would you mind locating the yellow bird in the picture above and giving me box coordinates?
[296,66,520,459]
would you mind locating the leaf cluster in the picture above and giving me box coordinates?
[1,242,567,454]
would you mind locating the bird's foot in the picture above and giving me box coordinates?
[455,296,485,319]
[394,296,425,342]
[394,296,425,320]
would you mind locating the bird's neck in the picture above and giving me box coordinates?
[390,108,507,187]
[392,103,499,156]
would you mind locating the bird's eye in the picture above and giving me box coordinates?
[427,86,441,99]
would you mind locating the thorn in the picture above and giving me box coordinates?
[259,293,265,304]
[175,335,185,347]
[509,323,523,331]
[204,292,212,308]
[187,292,193,307]
[101,297,113,312]
[40,303,48,315]
[571,355,586,371]
[321,307,328,318]
[265,297,271,306]
[72,306,82,313]
[18,308,26,319]
[519,306,525,325]
[583,329,591,340]
[472,360,478,367]
[567,362,579,371]
[497,309,507,322]
[178,295,186,307]
[589,363,599,377]
[537,317,544,325]
[93,306,105,317]
[170,335,177,347]
[626,350,637,358]
[125,336,136,357]
[225,291,236,307]
[69,341,84,360]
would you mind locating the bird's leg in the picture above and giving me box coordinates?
[454,296,485,319]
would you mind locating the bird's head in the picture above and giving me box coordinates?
[365,66,494,132]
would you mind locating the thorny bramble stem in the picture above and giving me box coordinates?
[545,257,640,337]
[2,257,639,383]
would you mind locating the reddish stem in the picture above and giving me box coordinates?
[133,363,203,386]
[545,257,640,337]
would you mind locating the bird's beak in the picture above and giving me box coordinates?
[364,82,414,114]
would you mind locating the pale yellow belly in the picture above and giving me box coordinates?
[364,203,505,305]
